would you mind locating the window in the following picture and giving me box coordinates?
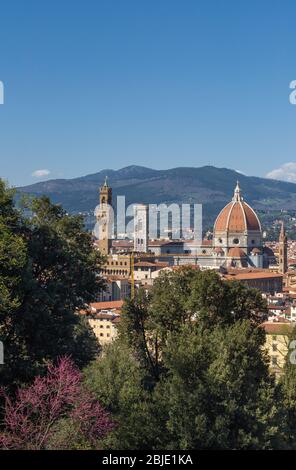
[100,333,104,337]
[218,238,223,244]
[271,356,277,366]
[233,238,239,245]
[272,343,277,352]
[272,335,277,341]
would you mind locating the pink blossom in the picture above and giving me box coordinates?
[0,357,114,449]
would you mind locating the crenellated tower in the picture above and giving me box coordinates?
[95,177,113,255]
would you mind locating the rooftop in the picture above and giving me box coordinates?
[261,321,294,335]
[89,300,124,310]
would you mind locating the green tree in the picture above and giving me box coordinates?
[278,325,296,448]
[118,289,161,380]
[0,181,104,387]
[84,342,161,449]
[87,268,282,450]
[154,321,281,449]
[86,320,283,449]
[188,270,267,326]
[119,268,267,380]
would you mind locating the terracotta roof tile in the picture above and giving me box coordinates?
[261,322,294,334]
[89,300,124,310]
[214,201,261,233]
[227,247,247,258]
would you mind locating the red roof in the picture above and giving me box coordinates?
[224,271,282,280]
[134,261,169,268]
[112,240,133,247]
[90,300,124,310]
[148,240,184,246]
[111,316,121,324]
[261,321,294,334]
[267,305,286,310]
[168,265,200,271]
[227,247,247,258]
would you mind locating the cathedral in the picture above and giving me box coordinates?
[211,182,271,269]
[155,183,275,269]
[175,182,275,269]
[95,179,278,271]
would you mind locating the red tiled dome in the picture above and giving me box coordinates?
[214,183,261,233]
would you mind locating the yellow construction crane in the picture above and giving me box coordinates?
[131,251,135,299]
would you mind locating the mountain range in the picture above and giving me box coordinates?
[17,165,296,225]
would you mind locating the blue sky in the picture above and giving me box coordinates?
[0,0,296,186]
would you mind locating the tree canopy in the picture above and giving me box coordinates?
[2,179,296,450]
[0,181,104,387]
[118,268,267,380]
[84,267,286,450]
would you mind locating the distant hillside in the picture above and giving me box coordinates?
[17,165,296,225]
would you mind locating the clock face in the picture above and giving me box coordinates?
[289,275,296,286]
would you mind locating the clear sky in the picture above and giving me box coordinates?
[0,0,296,186]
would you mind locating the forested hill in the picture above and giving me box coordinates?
[18,165,296,221]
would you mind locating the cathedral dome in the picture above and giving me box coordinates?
[214,182,261,233]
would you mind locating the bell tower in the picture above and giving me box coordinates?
[279,221,288,274]
[96,177,113,255]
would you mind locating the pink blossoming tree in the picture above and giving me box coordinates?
[0,357,114,449]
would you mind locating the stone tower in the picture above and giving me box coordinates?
[95,177,113,255]
[279,221,288,274]
[134,204,149,252]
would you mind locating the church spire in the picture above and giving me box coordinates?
[233,181,243,202]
